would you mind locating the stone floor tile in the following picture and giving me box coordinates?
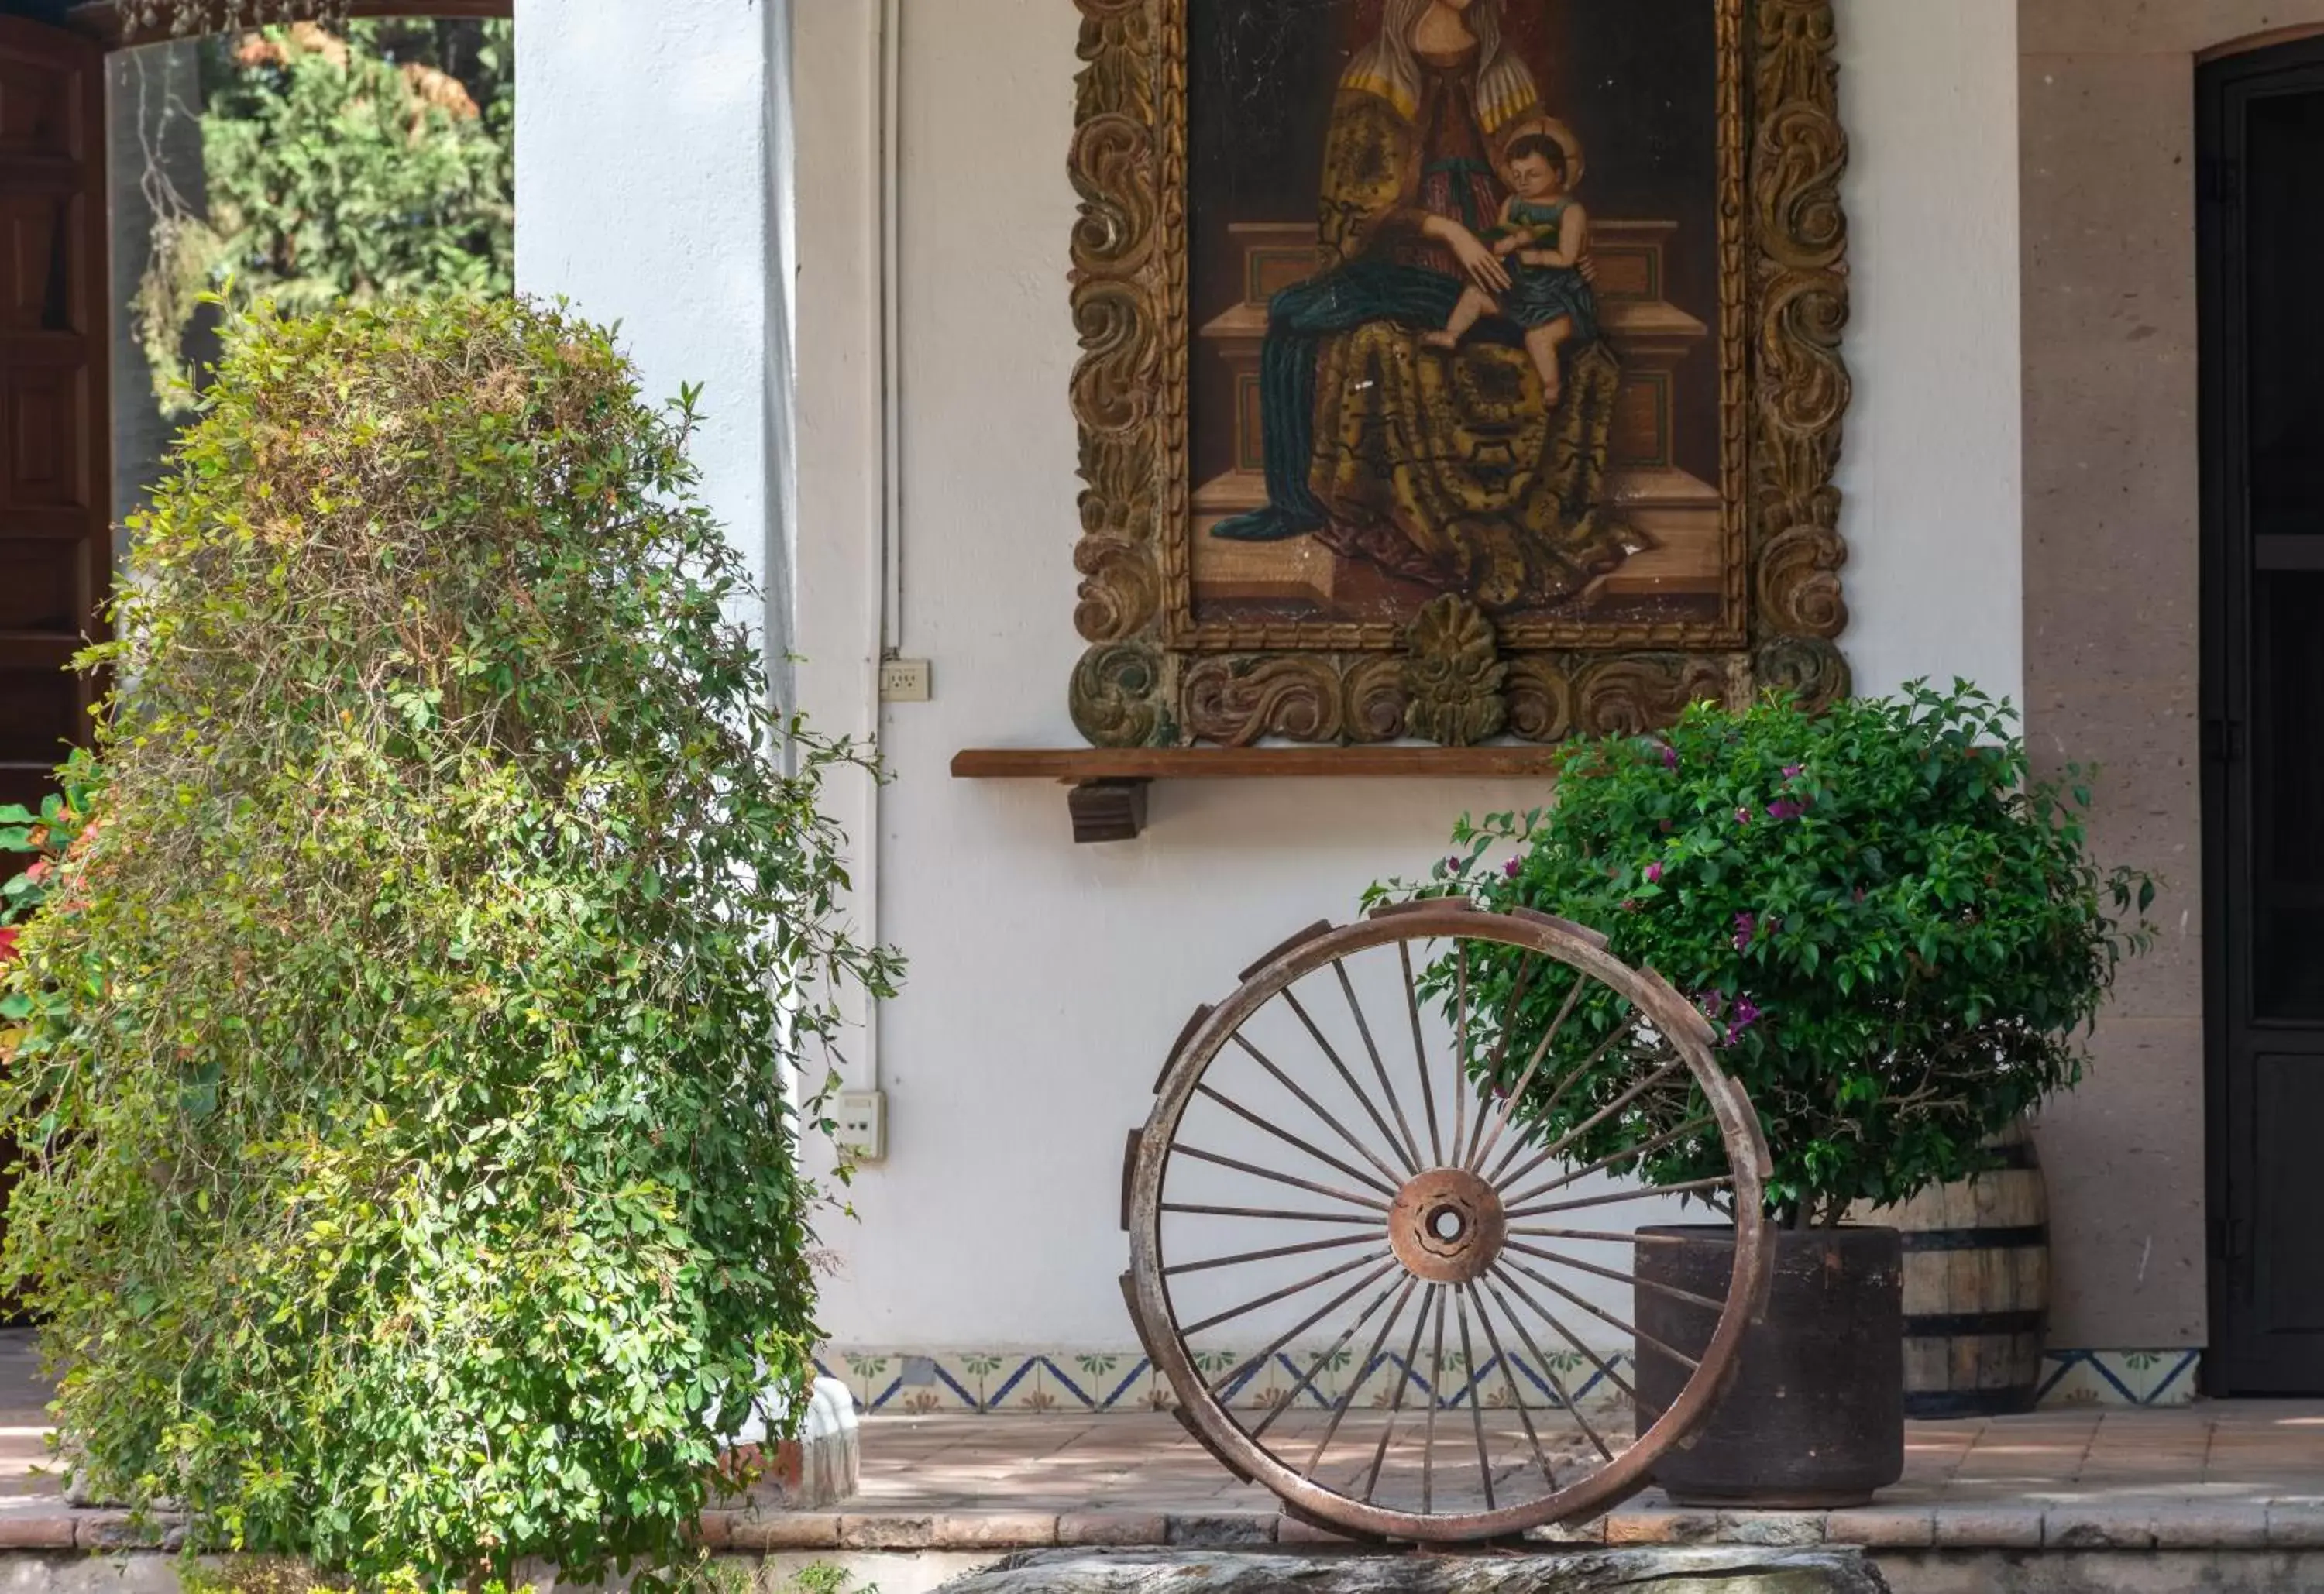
[2150,1501,2270,1548]
[1714,1510,1825,1546]
[2042,1503,2157,1550]
[839,1513,935,1550]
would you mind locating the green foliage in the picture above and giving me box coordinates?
[1377,685,2154,1227]
[0,296,897,1587]
[137,22,514,411]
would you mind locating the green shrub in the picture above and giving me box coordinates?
[1382,684,2152,1227]
[0,297,896,1587]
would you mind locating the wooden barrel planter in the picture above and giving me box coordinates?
[1864,1122,2049,1417]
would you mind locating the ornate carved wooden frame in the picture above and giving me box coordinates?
[1067,0,1851,749]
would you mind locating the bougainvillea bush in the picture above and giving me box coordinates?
[1385,685,2151,1228]
[0,297,896,1587]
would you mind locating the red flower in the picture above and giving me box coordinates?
[0,927,21,963]
[23,858,49,885]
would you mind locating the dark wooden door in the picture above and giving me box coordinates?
[2202,38,2324,1394]
[0,16,108,812]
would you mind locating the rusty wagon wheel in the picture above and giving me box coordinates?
[1121,899,1774,1543]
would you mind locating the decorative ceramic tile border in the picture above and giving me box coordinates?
[817,1348,1637,1417]
[818,1347,2204,1415]
[2036,1348,2200,1407]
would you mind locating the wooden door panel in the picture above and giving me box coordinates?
[0,17,105,807]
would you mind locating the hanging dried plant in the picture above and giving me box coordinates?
[115,0,350,43]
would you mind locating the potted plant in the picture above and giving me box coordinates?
[1413,683,2152,1505]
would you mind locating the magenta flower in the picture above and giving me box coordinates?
[1621,898,1642,914]
[1731,995,1763,1031]
[1645,861,1665,885]
[1783,764,1804,780]
[1503,857,1522,879]
[1766,799,1803,821]
[1733,911,1757,951]
[1734,806,1752,826]
[1662,745,1681,771]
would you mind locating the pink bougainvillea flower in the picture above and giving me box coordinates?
[1783,764,1804,780]
[0,927,19,963]
[1661,745,1680,771]
[1733,911,1757,951]
[1732,995,1763,1031]
[1645,861,1665,884]
[1621,898,1642,913]
[1734,806,1752,826]
[23,858,49,885]
[1503,857,1522,879]
[1765,799,1804,821]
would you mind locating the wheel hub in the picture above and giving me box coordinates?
[1387,1166,1506,1283]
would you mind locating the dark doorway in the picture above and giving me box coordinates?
[2201,36,2324,1395]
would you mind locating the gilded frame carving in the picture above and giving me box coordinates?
[1067,0,1851,749]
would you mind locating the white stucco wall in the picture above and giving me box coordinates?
[511,0,782,608]
[512,0,2030,1359]
[765,0,2030,1356]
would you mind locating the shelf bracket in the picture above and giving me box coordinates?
[1067,778,1149,843]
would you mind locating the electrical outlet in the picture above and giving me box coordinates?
[834,1088,887,1163]
[879,658,932,703]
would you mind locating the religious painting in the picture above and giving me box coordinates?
[1068,0,1851,749]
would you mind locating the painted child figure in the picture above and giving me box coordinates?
[1422,132,1598,405]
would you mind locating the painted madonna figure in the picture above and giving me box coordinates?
[1212,0,1641,613]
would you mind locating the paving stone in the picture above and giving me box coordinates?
[1822,1506,1936,1548]
[728,1512,844,1551]
[1057,1513,1168,1546]
[841,1513,936,1550]
[1930,1506,2044,1548]
[0,1511,74,1551]
[2145,1502,2269,1548]
[2043,1504,2157,1550]
[1601,1509,1717,1545]
[2269,1502,2324,1547]
[932,1514,1061,1548]
[1714,1510,1825,1546]
[1161,1513,1277,1547]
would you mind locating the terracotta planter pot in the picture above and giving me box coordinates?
[1633,1224,1904,1508]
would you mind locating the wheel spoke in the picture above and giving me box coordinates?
[1160,1201,1382,1226]
[1274,985,1413,1185]
[1496,1049,1683,1194]
[1195,1082,1400,1200]
[1229,1028,1411,1189]
[1504,1237,1729,1314]
[1466,1280,1558,1489]
[1481,1269,1621,1461]
[1180,1249,1394,1338]
[1449,941,1470,1181]
[1469,960,1581,1174]
[1484,1012,1647,1186]
[1164,1230,1384,1277]
[1329,960,1428,1172]
[1400,940,1447,1166]
[1422,1282,1449,1513]
[1501,1254,1701,1375]
[1504,1174,1732,1220]
[1360,1281,1439,1503]
[1453,1285,1494,1510]
[1503,1112,1719,1211]
[1304,1276,1419,1474]
[1506,1225,1697,1247]
[1205,1256,1401,1399]
[1171,1144,1392,1213]
[1249,1269,1404,1443]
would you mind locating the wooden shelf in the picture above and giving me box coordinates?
[952,746,1559,842]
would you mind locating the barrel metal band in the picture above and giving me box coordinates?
[1899,1223,2048,1253]
[1903,1309,2047,1337]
